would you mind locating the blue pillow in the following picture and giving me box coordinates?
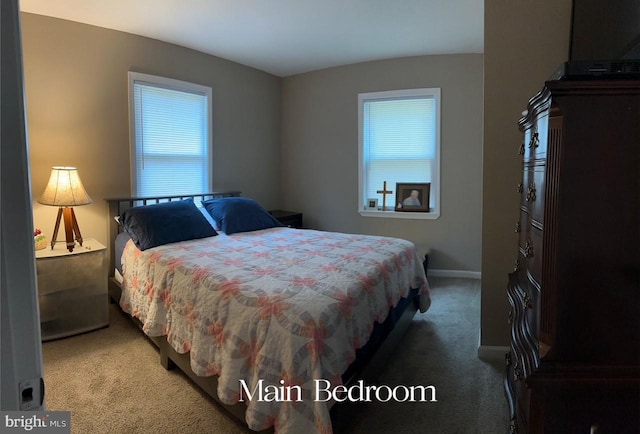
[119,199,217,251]
[201,197,283,235]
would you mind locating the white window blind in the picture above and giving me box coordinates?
[128,72,212,197]
[359,88,440,216]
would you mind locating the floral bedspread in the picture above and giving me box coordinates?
[120,227,430,433]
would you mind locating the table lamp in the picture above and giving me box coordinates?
[38,166,92,252]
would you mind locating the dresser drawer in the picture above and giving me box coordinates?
[508,346,531,432]
[508,276,539,376]
[513,265,541,352]
[523,225,543,291]
[39,286,108,340]
[516,209,528,247]
[523,113,548,163]
[521,163,546,227]
[517,213,543,289]
[36,249,105,296]
[517,222,532,283]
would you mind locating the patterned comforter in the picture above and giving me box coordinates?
[120,227,431,433]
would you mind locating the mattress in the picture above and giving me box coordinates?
[118,227,430,433]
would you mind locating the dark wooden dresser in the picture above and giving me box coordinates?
[505,79,640,433]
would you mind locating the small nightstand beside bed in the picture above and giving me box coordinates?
[106,193,431,434]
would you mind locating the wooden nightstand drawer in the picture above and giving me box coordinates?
[269,210,303,228]
[35,239,108,340]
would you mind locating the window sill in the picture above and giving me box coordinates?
[358,210,440,220]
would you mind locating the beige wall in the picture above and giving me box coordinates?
[22,13,282,248]
[481,0,572,347]
[281,54,484,272]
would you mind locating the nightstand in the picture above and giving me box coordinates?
[35,238,108,341]
[269,210,303,228]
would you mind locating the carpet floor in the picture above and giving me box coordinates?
[42,277,509,433]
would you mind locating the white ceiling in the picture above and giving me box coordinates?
[20,0,484,77]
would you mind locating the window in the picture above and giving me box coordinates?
[358,88,440,219]
[128,72,212,197]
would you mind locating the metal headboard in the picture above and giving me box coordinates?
[105,191,241,276]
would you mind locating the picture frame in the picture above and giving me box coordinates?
[395,183,430,212]
[366,198,379,210]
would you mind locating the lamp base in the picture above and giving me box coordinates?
[51,207,84,252]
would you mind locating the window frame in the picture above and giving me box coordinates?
[127,71,213,197]
[357,88,441,220]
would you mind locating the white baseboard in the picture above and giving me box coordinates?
[427,269,481,279]
[477,345,510,362]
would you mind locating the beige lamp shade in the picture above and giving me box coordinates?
[38,166,92,207]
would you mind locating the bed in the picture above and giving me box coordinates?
[106,192,431,434]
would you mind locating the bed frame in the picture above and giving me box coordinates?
[105,192,421,433]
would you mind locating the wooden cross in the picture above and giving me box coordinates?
[377,181,393,211]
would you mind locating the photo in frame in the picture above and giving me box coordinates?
[366,198,379,210]
[395,183,430,212]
